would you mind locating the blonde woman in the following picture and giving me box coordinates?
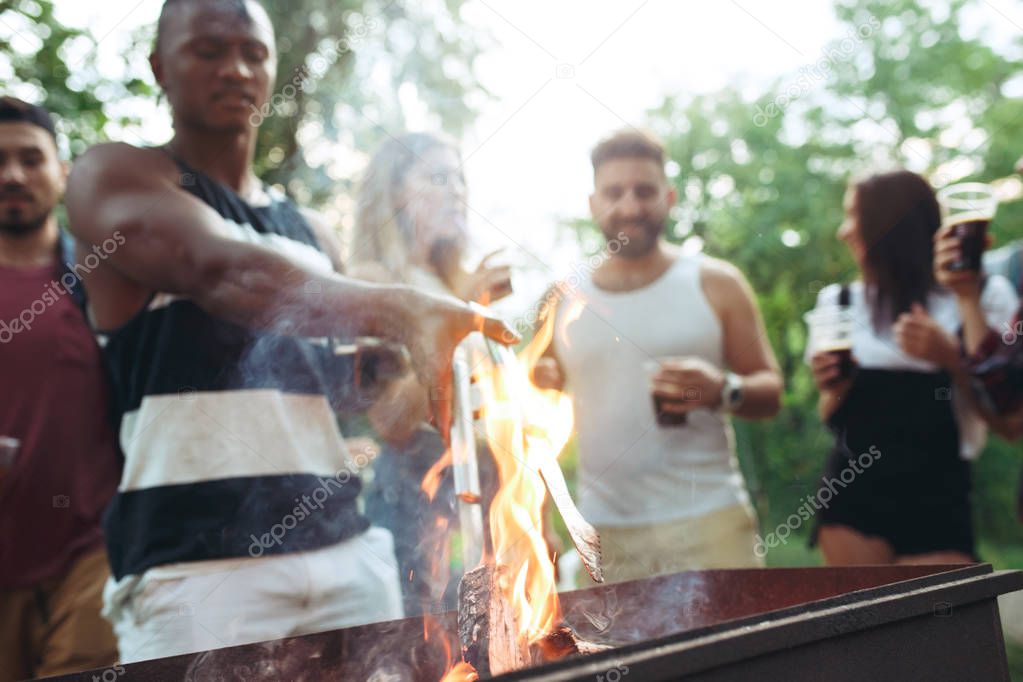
[351,132,510,615]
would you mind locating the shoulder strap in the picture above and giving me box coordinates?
[58,228,88,313]
[838,283,851,307]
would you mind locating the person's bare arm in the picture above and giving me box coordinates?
[300,207,346,274]
[702,259,783,419]
[934,222,991,354]
[810,351,853,422]
[66,143,517,435]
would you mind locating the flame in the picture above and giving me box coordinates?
[558,297,585,350]
[432,308,575,680]
[477,308,575,645]
[440,662,479,682]
[422,448,453,501]
[428,613,478,682]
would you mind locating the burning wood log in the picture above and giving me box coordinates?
[536,624,613,661]
[457,564,531,677]
[457,566,612,678]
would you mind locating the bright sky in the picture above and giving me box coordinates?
[40,0,1023,313]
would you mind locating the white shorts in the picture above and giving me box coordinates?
[584,504,765,585]
[103,526,403,663]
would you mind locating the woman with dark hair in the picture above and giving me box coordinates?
[806,170,1018,565]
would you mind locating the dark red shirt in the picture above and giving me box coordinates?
[964,303,1023,415]
[0,259,121,589]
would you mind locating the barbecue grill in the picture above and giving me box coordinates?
[40,563,1022,682]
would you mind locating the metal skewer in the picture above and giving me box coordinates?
[451,342,485,570]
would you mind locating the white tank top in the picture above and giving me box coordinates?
[552,254,751,526]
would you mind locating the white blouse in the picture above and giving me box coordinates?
[807,277,1020,460]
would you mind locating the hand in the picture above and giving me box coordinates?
[651,357,726,412]
[454,250,513,304]
[399,290,520,440]
[810,350,855,394]
[933,222,990,300]
[893,303,959,369]
[531,357,565,391]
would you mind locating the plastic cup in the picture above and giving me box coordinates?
[804,307,857,383]
[643,358,688,426]
[937,183,998,273]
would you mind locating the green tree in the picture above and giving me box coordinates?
[1,0,488,212]
[0,0,155,154]
[255,0,490,209]
[634,0,1023,548]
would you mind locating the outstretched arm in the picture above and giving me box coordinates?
[66,143,518,435]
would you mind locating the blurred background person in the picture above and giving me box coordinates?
[934,197,1023,516]
[532,129,783,584]
[982,155,1023,297]
[807,170,1018,566]
[0,97,120,681]
[350,131,512,615]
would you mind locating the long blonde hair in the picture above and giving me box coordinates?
[351,132,459,282]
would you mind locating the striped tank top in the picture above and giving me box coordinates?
[100,155,368,580]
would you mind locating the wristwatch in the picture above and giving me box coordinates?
[720,371,744,414]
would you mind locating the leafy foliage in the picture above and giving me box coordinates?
[0,0,156,154]
[640,0,1023,547]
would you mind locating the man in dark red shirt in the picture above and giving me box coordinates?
[0,97,121,680]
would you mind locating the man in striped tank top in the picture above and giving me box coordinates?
[533,130,783,584]
[64,0,516,663]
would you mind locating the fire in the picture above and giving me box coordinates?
[432,309,576,679]
[558,296,585,348]
[440,662,479,682]
[478,308,574,645]
[422,448,453,501]
[427,614,477,682]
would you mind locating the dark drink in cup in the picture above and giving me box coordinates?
[653,395,688,426]
[820,342,855,384]
[945,216,991,272]
[937,183,998,273]
[644,359,688,427]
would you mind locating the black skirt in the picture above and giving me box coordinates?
[811,369,975,558]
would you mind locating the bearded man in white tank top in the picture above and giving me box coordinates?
[532,130,783,583]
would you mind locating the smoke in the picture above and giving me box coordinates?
[560,571,710,646]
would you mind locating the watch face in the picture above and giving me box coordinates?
[724,374,743,410]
